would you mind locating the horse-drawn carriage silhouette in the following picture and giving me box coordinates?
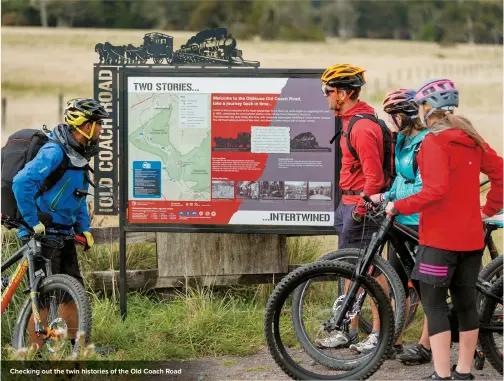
[95,32,173,65]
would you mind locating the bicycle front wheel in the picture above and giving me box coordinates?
[264,260,394,380]
[292,249,407,353]
[12,274,92,357]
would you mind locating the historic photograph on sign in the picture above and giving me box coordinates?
[284,181,308,200]
[212,181,235,199]
[260,181,285,200]
[236,181,260,200]
[290,131,332,152]
[309,182,332,200]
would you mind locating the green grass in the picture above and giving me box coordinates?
[2,225,501,361]
[1,80,89,95]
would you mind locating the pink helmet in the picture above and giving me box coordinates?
[382,88,418,116]
[415,78,459,111]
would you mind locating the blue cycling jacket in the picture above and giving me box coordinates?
[384,129,429,226]
[12,133,90,238]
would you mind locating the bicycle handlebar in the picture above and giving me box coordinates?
[1,214,89,248]
[360,192,377,207]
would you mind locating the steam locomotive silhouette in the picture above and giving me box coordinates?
[95,28,259,67]
[290,132,332,152]
[213,132,251,151]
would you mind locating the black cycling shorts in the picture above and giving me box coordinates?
[22,236,84,289]
[411,245,483,288]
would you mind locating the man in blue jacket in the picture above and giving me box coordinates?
[13,98,109,349]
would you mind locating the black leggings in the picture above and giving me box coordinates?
[413,246,483,337]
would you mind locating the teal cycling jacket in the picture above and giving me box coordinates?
[384,129,429,226]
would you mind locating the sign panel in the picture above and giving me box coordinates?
[125,73,337,231]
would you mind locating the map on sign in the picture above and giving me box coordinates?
[128,92,211,201]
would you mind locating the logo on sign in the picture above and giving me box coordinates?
[142,162,151,169]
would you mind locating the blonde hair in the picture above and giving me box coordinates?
[397,113,426,136]
[429,110,485,149]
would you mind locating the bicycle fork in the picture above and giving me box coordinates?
[330,231,386,331]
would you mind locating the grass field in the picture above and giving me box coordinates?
[1,26,503,155]
[1,27,503,361]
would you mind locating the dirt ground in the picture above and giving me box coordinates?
[142,344,501,381]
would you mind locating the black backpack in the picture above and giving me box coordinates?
[331,114,396,192]
[1,128,69,227]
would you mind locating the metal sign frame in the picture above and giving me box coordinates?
[116,67,342,319]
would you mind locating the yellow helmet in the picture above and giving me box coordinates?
[321,64,366,89]
[64,98,109,127]
[64,98,109,140]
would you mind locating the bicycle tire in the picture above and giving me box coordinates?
[478,275,503,375]
[12,274,92,354]
[477,255,503,307]
[264,260,394,380]
[292,249,406,347]
[480,255,503,282]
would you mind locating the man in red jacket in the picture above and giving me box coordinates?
[316,64,389,350]
[386,78,503,380]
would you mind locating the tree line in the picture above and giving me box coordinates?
[2,0,502,45]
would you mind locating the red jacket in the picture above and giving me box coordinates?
[394,129,503,251]
[339,101,385,213]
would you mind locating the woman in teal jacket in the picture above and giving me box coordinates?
[378,89,431,363]
[350,89,431,360]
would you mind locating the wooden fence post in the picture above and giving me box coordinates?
[58,94,63,119]
[1,97,6,132]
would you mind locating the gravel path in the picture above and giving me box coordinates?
[150,344,501,381]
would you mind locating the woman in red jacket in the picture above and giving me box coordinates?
[385,78,503,380]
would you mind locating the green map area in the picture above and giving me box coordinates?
[128,93,211,201]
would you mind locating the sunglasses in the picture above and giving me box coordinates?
[321,84,336,96]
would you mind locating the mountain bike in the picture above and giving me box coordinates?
[265,195,503,380]
[291,179,502,359]
[1,214,92,357]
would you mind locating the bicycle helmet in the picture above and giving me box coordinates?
[321,64,366,89]
[382,88,418,116]
[415,79,459,120]
[64,98,109,140]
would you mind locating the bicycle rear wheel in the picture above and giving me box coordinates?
[264,260,394,380]
[12,274,92,357]
[477,255,503,308]
[478,275,503,375]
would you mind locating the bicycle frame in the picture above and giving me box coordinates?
[1,213,89,340]
[332,204,503,334]
[1,237,53,337]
